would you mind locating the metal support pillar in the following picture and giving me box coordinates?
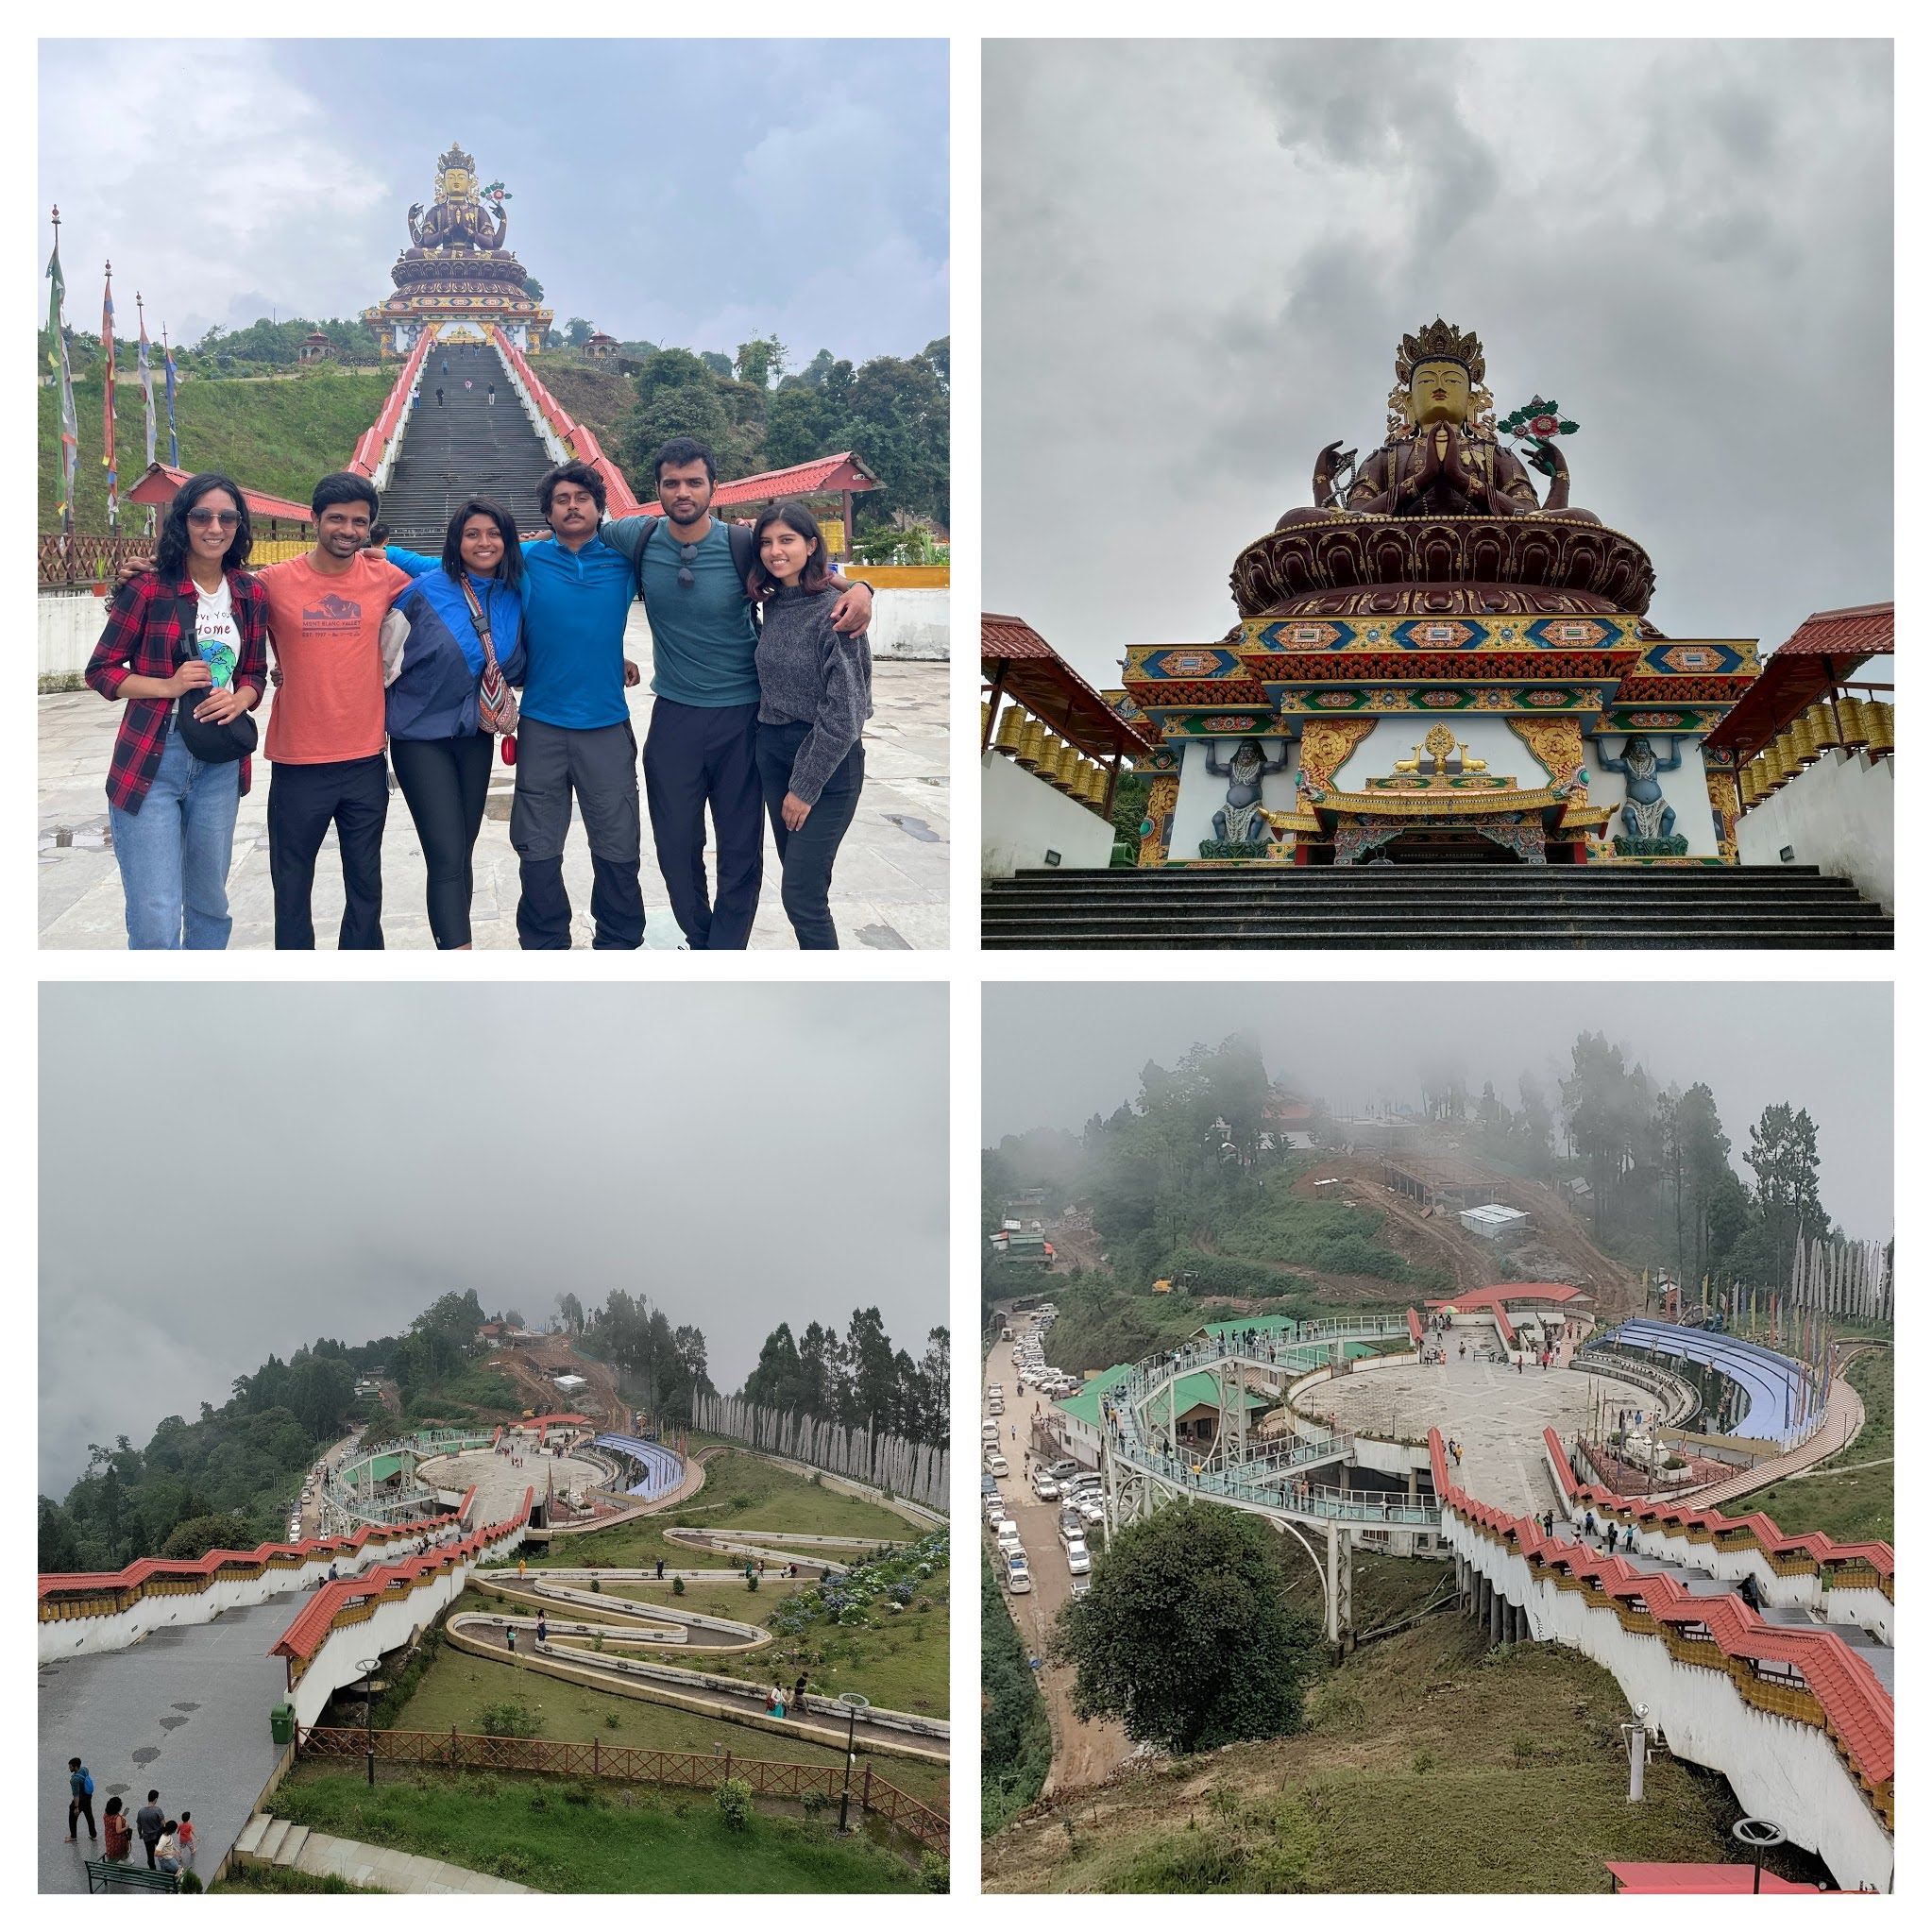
[1325,1523,1354,1653]
[1490,1585,1505,1647]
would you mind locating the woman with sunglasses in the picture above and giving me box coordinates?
[381,496,526,949]
[747,500,873,948]
[85,472,268,948]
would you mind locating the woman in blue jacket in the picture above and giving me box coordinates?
[385,497,525,948]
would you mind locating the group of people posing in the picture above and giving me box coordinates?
[87,435,876,949]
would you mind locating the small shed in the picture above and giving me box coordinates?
[1458,1203,1530,1245]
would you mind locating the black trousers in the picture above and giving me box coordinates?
[68,1793,96,1840]
[643,698,763,950]
[390,733,493,948]
[267,753,389,950]
[755,721,864,950]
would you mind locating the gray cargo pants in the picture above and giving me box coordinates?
[509,717,644,949]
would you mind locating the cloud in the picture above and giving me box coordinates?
[984,39,1891,685]
[40,985,948,1498]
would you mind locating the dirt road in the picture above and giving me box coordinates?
[983,1314,1133,1796]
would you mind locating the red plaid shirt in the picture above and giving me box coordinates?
[85,569,270,813]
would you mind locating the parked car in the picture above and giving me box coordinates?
[1069,1573,1092,1599]
[1048,1459,1081,1482]
[1065,1540,1092,1575]
[986,1453,1009,1477]
[1005,1554,1032,1594]
[1031,1474,1060,1501]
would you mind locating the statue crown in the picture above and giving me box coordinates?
[437,142,477,178]
[1395,317,1485,386]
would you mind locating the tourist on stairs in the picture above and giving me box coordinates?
[505,462,646,948]
[747,501,873,948]
[594,437,872,949]
[381,497,526,948]
[86,473,268,948]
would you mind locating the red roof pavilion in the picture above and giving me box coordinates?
[126,462,314,527]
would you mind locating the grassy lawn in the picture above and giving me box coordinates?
[1722,1346,1893,1544]
[210,1867,384,1894]
[276,1766,923,1892]
[986,1615,1829,1892]
[39,367,395,530]
[537,1450,918,1571]
[389,1588,950,1814]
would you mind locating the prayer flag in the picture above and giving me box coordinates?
[101,263,118,527]
[138,297,157,534]
[163,330,178,468]
[45,220,79,538]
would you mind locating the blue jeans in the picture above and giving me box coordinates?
[109,724,243,949]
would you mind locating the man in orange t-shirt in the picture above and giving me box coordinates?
[257,475,412,948]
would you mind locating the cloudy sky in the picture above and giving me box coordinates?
[982,982,1892,1240]
[41,984,947,1496]
[40,39,948,363]
[985,39,1892,687]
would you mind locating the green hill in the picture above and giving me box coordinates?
[39,365,394,532]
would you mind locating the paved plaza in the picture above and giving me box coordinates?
[1313,1357,1636,1517]
[40,1595,295,1896]
[417,1446,607,1523]
[40,611,948,951]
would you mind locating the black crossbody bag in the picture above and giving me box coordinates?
[171,589,257,764]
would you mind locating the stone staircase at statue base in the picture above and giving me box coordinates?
[981,864,1893,949]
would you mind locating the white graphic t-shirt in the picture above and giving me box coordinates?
[194,574,239,689]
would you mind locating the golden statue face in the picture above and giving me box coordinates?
[1410,360,1470,427]
[445,168,471,198]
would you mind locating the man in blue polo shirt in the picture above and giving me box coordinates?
[596,436,872,949]
[509,461,643,948]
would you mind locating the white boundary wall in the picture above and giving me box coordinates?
[1737,749,1893,912]
[39,1524,462,1663]
[290,1517,529,1728]
[981,748,1114,878]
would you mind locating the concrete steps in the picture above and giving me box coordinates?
[981,863,1893,949]
[272,1822,312,1870]
[381,344,556,546]
[231,1813,270,1862]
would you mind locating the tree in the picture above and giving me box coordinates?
[1053,1500,1323,1754]
[556,1293,585,1334]
[734,335,788,388]
[161,1511,257,1561]
[617,347,733,483]
[921,335,950,390]
[504,1309,525,1329]
[522,276,545,302]
[698,350,735,378]
[844,352,949,527]
[1745,1103,1828,1289]
[565,317,595,347]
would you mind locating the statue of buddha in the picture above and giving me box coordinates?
[1278,318,1598,528]
[406,143,508,255]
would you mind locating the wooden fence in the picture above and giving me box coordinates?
[296,1724,947,1855]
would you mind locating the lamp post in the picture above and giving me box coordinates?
[359,1657,381,1788]
[1732,1816,1787,1893]
[836,1691,870,1834]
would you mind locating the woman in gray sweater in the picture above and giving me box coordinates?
[749,502,873,948]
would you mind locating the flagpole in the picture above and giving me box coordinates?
[137,291,157,537]
[102,260,118,532]
[162,323,179,470]
[47,207,79,550]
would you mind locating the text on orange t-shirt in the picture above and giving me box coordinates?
[258,551,412,764]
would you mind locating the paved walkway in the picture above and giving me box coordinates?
[40,616,947,951]
[1683,1370,1868,1510]
[1313,1355,1625,1518]
[262,1820,533,1892]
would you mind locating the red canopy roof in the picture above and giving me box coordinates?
[125,462,314,524]
[1705,602,1892,757]
[642,452,879,516]
[983,611,1153,762]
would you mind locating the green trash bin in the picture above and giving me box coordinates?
[270,1702,296,1746]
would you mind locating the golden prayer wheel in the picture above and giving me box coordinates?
[1015,719,1047,770]
[1805,699,1842,754]
[980,702,992,745]
[1084,763,1109,807]
[1836,697,1871,751]
[994,704,1028,756]
[1059,747,1085,792]
[1774,727,1804,782]
[1795,711,1824,764]
[1044,742,1072,789]
[1862,699,1894,757]
[1740,764,1761,808]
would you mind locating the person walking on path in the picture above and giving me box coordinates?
[85,473,269,948]
[380,499,525,947]
[592,437,872,949]
[436,386,445,407]
[65,1757,97,1843]
[135,1792,164,1870]
[102,1797,131,1863]
[655,1557,665,1580]
[177,1811,195,1871]
[747,501,873,947]
[488,382,496,404]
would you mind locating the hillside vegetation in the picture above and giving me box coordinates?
[983,1612,1828,1892]
[39,366,393,530]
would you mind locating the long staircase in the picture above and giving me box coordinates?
[982,863,1893,948]
[377,342,555,545]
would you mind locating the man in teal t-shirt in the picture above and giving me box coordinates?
[597,437,871,949]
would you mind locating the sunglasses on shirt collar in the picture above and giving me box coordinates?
[676,542,700,588]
